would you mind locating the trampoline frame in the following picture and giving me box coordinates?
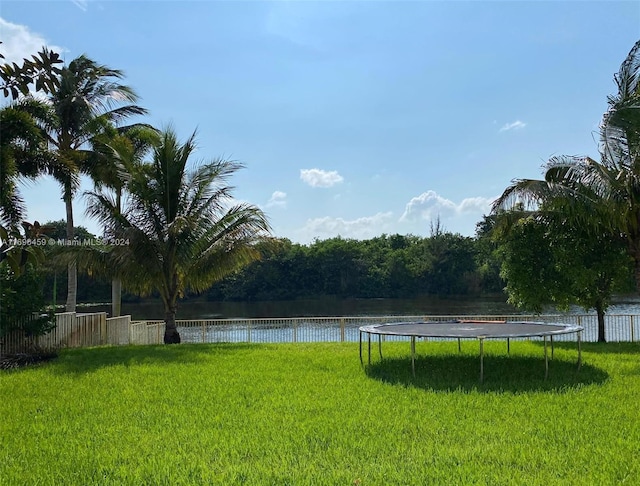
[358,320,584,383]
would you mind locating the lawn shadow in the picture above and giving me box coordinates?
[44,342,266,375]
[538,341,640,354]
[365,354,608,393]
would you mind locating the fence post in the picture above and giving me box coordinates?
[293,319,297,343]
[631,315,635,342]
[248,320,252,343]
[202,321,206,343]
[100,314,107,345]
[340,318,345,342]
[577,315,582,337]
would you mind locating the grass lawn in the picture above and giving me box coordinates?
[1,340,639,485]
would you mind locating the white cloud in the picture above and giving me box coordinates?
[0,18,65,64]
[458,196,495,213]
[266,191,287,208]
[71,0,89,11]
[400,190,494,223]
[300,168,344,188]
[499,120,527,133]
[298,212,394,241]
[400,190,457,222]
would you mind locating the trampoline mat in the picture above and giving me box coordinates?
[359,320,582,339]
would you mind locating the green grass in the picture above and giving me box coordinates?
[1,340,639,485]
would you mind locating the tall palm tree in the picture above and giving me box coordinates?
[493,40,640,293]
[32,55,147,312]
[85,128,271,343]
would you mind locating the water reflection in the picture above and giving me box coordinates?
[85,294,640,320]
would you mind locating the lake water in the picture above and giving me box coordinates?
[85,294,640,320]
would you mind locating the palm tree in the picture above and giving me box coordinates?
[88,124,160,316]
[0,101,56,275]
[0,100,52,229]
[493,40,640,293]
[85,128,271,343]
[31,55,147,312]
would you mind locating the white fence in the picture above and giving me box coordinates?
[132,314,640,345]
[2,313,639,354]
[0,313,130,355]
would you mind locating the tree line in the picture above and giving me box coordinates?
[33,228,503,303]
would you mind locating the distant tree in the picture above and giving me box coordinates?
[307,237,367,297]
[405,232,476,295]
[207,231,497,301]
[474,215,504,293]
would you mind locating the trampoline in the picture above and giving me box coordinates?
[358,320,584,382]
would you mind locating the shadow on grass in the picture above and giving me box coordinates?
[46,343,266,375]
[536,341,640,354]
[365,354,608,393]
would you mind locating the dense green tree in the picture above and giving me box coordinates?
[206,232,496,301]
[0,262,54,352]
[496,214,631,342]
[497,217,569,312]
[474,215,504,293]
[85,128,271,343]
[307,237,367,298]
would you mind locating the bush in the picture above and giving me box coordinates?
[0,263,55,353]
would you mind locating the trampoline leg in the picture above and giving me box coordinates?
[411,336,416,377]
[507,338,510,355]
[577,331,582,372]
[368,333,371,365]
[551,335,554,360]
[544,335,548,380]
[359,331,363,366]
[458,338,461,353]
[378,335,383,361]
[479,338,484,384]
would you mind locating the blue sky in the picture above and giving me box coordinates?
[1,1,639,243]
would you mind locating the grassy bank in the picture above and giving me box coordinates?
[1,341,639,485]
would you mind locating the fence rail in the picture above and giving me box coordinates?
[2,313,639,354]
[0,313,131,355]
[133,314,640,345]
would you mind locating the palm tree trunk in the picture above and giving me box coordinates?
[634,245,640,297]
[111,278,121,317]
[111,189,122,317]
[596,300,606,343]
[64,191,77,312]
[163,304,181,344]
